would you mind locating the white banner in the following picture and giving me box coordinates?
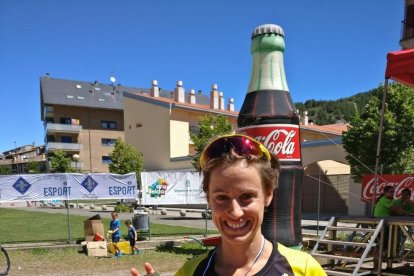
[0,173,137,202]
[140,171,206,205]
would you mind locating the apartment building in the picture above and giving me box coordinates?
[0,144,47,174]
[40,75,124,173]
[400,0,414,49]
[40,75,237,172]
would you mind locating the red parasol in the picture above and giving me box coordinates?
[385,48,414,87]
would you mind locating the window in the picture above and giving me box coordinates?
[101,138,117,146]
[101,120,117,129]
[60,117,71,124]
[61,136,72,143]
[102,156,112,164]
[47,135,55,142]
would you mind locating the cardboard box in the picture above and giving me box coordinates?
[87,241,107,257]
[84,219,104,237]
[85,235,95,242]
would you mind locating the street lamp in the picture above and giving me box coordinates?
[72,154,80,211]
[72,154,80,173]
[14,141,19,175]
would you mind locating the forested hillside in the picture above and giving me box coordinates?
[295,88,377,125]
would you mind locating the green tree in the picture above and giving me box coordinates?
[26,161,40,173]
[0,166,11,175]
[343,83,414,182]
[190,114,233,170]
[109,139,144,184]
[50,150,73,173]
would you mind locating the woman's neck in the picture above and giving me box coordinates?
[215,234,269,275]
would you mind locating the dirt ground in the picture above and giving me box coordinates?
[6,247,189,276]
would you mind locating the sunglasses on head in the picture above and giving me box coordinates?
[199,134,271,170]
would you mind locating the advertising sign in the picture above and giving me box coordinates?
[0,173,137,202]
[140,171,206,205]
[361,174,414,202]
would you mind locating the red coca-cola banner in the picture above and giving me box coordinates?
[361,174,414,202]
[238,124,301,161]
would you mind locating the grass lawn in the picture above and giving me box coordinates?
[7,242,208,275]
[0,208,218,244]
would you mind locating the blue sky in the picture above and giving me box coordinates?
[0,0,404,152]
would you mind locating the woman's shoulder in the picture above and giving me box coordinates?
[276,242,312,259]
[175,251,211,276]
[275,242,327,275]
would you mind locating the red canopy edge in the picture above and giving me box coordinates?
[385,48,414,87]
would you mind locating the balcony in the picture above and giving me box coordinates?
[45,123,82,134]
[400,20,414,49]
[46,142,83,152]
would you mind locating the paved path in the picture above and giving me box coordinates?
[1,202,218,231]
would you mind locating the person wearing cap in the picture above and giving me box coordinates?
[131,134,326,276]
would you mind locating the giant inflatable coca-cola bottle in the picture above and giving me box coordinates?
[238,24,303,248]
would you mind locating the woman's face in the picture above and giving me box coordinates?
[207,160,273,245]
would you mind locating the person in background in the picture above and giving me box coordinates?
[109,211,122,258]
[373,185,395,269]
[374,185,396,217]
[131,134,326,276]
[371,185,414,269]
[390,188,414,258]
[125,219,140,255]
[390,188,414,216]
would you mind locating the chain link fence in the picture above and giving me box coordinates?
[301,165,372,223]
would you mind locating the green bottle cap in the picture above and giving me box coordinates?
[251,24,285,53]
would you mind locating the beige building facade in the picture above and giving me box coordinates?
[124,81,238,171]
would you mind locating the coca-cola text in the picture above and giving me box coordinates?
[239,124,300,161]
[361,174,414,202]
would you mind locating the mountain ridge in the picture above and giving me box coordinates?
[295,89,376,125]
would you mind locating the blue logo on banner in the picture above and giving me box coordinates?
[13,177,31,194]
[81,176,98,193]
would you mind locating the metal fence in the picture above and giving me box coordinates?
[301,171,370,222]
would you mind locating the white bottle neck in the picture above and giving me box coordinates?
[248,50,289,93]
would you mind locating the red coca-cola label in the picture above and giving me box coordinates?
[238,124,301,161]
[361,174,414,202]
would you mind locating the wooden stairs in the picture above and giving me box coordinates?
[311,217,385,276]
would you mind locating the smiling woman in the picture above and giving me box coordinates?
[131,134,326,276]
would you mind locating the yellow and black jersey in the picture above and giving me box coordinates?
[175,241,326,276]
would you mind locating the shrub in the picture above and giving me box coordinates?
[114,203,133,213]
